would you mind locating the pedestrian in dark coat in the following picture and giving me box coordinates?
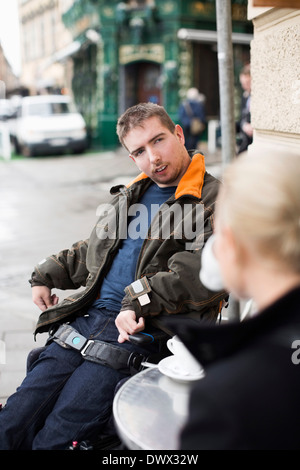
[237,64,253,154]
[178,88,206,151]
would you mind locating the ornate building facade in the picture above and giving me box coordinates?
[63,0,252,148]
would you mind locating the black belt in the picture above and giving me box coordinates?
[49,324,147,374]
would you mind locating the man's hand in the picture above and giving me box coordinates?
[32,285,59,312]
[115,309,145,343]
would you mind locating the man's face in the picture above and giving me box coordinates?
[239,73,251,93]
[124,116,190,187]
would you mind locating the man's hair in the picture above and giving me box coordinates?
[240,63,251,76]
[117,102,176,150]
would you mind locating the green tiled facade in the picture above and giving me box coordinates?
[63,0,251,148]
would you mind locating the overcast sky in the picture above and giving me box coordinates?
[0,0,21,75]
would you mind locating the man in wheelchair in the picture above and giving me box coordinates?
[0,103,226,449]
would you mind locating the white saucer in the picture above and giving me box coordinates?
[158,356,204,383]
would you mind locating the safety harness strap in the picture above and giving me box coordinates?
[50,324,147,374]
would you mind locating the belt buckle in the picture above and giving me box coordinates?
[65,331,88,352]
[81,340,94,357]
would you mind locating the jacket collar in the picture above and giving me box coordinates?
[126,153,206,200]
[167,286,300,367]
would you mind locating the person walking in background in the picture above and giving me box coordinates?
[237,64,253,154]
[178,88,206,151]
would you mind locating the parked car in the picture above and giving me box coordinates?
[13,95,88,157]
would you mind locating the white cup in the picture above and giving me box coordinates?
[167,335,201,374]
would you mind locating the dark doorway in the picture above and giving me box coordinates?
[193,43,219,118]
[193,42,251,119]
[120,61,162,113]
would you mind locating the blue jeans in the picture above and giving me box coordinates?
[0,308,158,450]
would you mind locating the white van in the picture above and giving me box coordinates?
[14,95,87,157]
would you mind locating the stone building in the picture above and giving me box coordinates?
[18,0,75,95]
[248,0,300,156]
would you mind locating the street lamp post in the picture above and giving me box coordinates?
[216,0,236,168]
[215,0,240,320]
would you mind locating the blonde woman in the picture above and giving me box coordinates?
[179,150,300,450]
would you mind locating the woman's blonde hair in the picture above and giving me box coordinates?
[219,150,300,274]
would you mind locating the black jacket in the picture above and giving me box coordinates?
[176,286,300,450]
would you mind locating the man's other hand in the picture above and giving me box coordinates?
[32,285,59,311]
[115,309,145,343]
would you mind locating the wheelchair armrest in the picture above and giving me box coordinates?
[26,346,46,373]
[128,328,169,346]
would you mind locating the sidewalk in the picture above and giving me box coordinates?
[0,145,223,406]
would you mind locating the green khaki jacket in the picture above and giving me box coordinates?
[31,154,226,335]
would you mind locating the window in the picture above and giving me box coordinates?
[25,102,71,117]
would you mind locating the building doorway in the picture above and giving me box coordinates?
[193,43,219,118]
[193,42,251,119]
[119,61,162,114]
